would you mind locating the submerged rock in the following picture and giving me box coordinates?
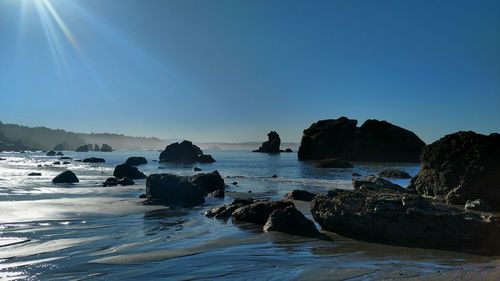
[284,148,293,153]
[352,175,412,194]
[113,164,146,179]
[263,206,320,237]
[159,140,215,163]
[378,169,411,179]
[253,131,281,153]
[125,156,147,166]
[284,190,317,201]
[311,190,500,255]
[409,131,500,210]
[52,170,79,183]
[316,158,353,168]
[82,157,105,163]
[59,156,72,160]
[146,174,205,207]
[298,117,425,162]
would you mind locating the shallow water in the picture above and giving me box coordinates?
[0,150,498,280]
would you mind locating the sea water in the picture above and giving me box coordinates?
[0,150,498,280]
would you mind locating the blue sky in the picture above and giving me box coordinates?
[0,0,499,143]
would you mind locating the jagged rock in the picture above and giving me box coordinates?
[253,131,281,153]
[316,158,353,168]
[46,151,56,156]
[159,140,214,163]
[203,198,254,219]
[353,175,412,194]
[53,143,69,151]
[190,170,225,194]
[125,156,147,166]
[28,172,41,176]
[82,157,105,163]
[263,206,320,237]
[208,189,224,198]
[311,190,500,255]
[75,144,91,152]
[465,199,491,212]
[113,164,146,179]
[298,117,425,162]
[409,132,500,210]
[100,144,113,152]
[52,170,79,183]
[232,200,294,225]
[284,190,317,201]
[378,169,411,179]
[145,174,205,207]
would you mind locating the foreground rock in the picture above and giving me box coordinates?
[159,140,215,163]
[409,131,500,210]
[298,117,425,162]
[232,200,294,225]
[82,157,105,163]
[253,131,281,153]
[263,206,320,237]
[353,175,412,194]
[378,169,411,179]
[52,170,79,183]
[190,170,225,193]
[284,190,317,201]
[125,156,147,166]
[113,164,146,179]
[204,198,254,219]
[311,190,500,255]
[316,158,353,168]
[102,177,135,187]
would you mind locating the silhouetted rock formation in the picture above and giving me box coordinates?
[159,140,215,163]
[93,144,100,151]
[409,131,500,210]
[75,144,91,152]
[311,189,500,255]
[100,144,113,152]
[298,117,425,162]
[315,158,353,168]
[82,157,105,163]
[253,131,281,153]
[52,170,79,183]
[190,170,225,194]
[125,156,147,166]
[378,169,411,179]
[113,164,146,179]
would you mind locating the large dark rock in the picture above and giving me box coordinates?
[284,190,318,201]
[82,157,105,163]
[378,169,411,179]
[232,200,294,225]
[311,190,500,255]
[190,170,225,194]
[353,175,412,194]
[253,131,281,153]
[113,164,146,179]
[409,131,500,210]
[298,117,425,162]
[100,144,113,152]
[125,156,147,166]
[52,170,79,183]
[263,206,320,237]
[28,172,41,176]
[203,198,255,219]
[316,158,353,168]
[46,151,56,156]
[75,144,91,152]
[146,174,205,207]
[102,177,135,187]
[159,140,215,163]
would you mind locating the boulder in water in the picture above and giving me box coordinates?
[46,151,56,156]
[28,172,41,176]
[197,154,216,163]
[253,131,281,153]
[145,174,205,207]
[52,170,79,183]
[82,157,105,163]
[75,144,91,152]
[159,140,215,163]
[113,164,146,179]
[125,156,147,166]
[232,200,294,225]
[284,190,317,201]
[263,205,320,237]
[190,170,225,194]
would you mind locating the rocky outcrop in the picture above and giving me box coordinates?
[353,175,412,194]
[52,170,79,183]
[409,131,500,210]
[378,169,411,179]
[232,200,294,225]
[284,190,318,201]
[100,144,113,152]
[316,158,353,168]
[102,177,135,187]
[82,157,105,163]
[263,206,320,237]
[298,117,425,162]
[113,164,146,179]
[253,131,281,153]
[75,144,91,152]
[311,190,500,255]
[159,140,215,163]
[125,156,147,166]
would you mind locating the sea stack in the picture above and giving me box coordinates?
[298,117,425,162]
[159,140,216,163]
[253,131,281,153]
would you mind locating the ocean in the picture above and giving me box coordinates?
[0,150,497,280]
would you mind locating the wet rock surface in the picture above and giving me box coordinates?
[52,170,79,183]
[263,206,320,237]
[113,164,146,179]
